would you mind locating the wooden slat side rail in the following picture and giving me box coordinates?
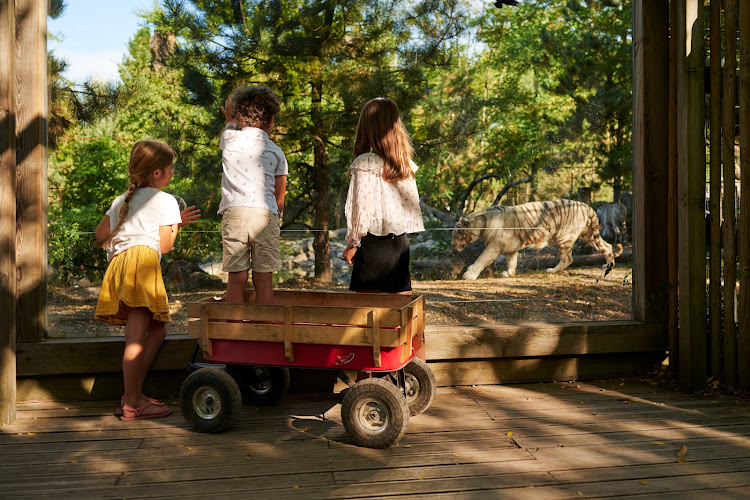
[284,307,294,362]
[272,290,417,308]
[199,304,211,357]
[187,301,404,329]
[369,309,381,368]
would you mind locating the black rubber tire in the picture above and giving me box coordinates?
[180,367,242,433]
[225,365,290,406]
[403,357,437,416]
[341,377,409,449]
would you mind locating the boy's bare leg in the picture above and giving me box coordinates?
[252,271,274,304]
[226,269,249,303]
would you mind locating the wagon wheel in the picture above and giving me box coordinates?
[341,378,409,449]
[225,365,290,406]
[180,367,242,434]
[403,357,437,416]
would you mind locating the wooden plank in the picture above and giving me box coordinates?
[425,321,667,359]
[675,0,708,390]
[0,0,18,425]
[722,0,739,386]
[188,298,408,328]
[708,0,723,379]
[428,353,664,387]
[667,0,679,370]
[739,0,750,388]
[188,319,404,348]
[632,0,671,323]
[16,320,668,379]
[14,0,47,343]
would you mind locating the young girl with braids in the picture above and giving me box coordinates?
[94,140,200,420]
[343,98,425,293]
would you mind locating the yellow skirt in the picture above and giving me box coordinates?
[95,245,171,326]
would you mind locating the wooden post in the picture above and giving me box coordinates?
[708,0,723,380]
[15,0,47,343]
[632,1,670,324]
[0,0,18,424]
[738,0,750,389]
[722,0,738,386]
[675,0,708,391]
[668,2,679,370]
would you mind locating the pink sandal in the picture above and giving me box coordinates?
[120,402,172,421]
[115,396,166,416]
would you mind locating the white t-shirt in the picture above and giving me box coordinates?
[218,124,289,215]
[105,187,182,261]
[344,152,425,247]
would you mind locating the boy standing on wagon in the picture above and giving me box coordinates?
[219,85,288,304]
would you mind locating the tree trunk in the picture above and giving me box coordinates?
[311,59,331,283]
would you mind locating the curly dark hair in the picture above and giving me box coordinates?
[229,85,281,129]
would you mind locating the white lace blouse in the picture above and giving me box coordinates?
[344,152,425,247]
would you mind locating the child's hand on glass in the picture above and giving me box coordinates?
[180,205,201,227]
[221,100,234,123]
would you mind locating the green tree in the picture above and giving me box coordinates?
[155,0,468,282]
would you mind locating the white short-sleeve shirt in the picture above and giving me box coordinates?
[344,152,425,247]
[219,124,289,215]
[105,187,182,261]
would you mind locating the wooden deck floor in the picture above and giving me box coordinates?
[2,379,750,499]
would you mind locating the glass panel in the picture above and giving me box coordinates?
[47,0,633,338]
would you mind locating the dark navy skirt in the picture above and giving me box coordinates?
[349,233,412,293]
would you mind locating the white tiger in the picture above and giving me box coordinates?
[452,199,624,280]
[595,201,628,245]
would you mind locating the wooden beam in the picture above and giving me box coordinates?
[708,0,723,380]
[15,0,47,343]
[426,322,667,360]
[675,0,708,391]
[429,353,665,388]
[722,0,738,386]
[0,0,18,424]
[632,0,670,324]
[16,321,667,377]
[738,0,750,389]
[668,1,679,370]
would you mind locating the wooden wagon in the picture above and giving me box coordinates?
[181,290,436,448]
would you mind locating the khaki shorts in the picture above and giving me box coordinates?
[221,207,281,273]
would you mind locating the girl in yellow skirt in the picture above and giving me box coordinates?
[95,140,200,420]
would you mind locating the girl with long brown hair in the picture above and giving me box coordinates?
[343,98,425,293]
[94,140,200,420]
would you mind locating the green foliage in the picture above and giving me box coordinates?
[47,205,107,281]
[46,0,635,280]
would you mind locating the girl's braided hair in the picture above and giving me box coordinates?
[229,85,280,129]
[97,140,175,247]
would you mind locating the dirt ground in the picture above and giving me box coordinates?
[47,266,632,339]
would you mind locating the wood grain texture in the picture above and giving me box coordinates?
[1,380,748,498]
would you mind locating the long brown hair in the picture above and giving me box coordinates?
[98,140,175,247]
[353,97,414,182]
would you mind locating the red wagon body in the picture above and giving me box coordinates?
[182,290,433,448]
[187,290,427,370]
